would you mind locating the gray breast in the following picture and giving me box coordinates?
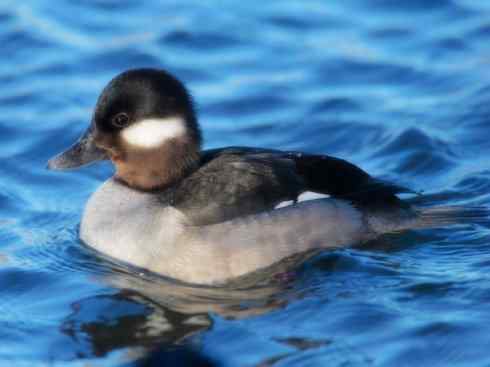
[80,179,186,267]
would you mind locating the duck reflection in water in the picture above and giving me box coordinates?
[60,250,319,364]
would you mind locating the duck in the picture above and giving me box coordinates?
[47,68,466,285]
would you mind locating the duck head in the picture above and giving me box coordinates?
[48,69,202,191]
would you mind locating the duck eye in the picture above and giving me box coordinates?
[112,113,130,128]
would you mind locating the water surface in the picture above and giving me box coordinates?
[1,0,490,366]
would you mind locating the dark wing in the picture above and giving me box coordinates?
[168,148,303,225]
[169,147,411,225]
[291,152,412,209]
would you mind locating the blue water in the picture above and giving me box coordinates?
[1,0,490,366]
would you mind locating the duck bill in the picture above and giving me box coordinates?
[47,125,108,170]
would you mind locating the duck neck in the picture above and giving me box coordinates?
[113,137,201,191]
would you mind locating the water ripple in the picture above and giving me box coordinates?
[2,0,490,365]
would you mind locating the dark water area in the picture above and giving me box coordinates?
[1,0,490,366]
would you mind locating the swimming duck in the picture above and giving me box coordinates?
[47,68,453,285]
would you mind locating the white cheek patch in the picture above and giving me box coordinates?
[121,117,186,149]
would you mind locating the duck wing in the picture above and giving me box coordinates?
[168,147,411,225]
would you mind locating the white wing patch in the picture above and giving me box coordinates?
[274,191,330,209]
[274,200,294,209]
[297,191,330,202]
[121,117,186,149]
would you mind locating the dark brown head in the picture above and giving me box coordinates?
[48,68,202,190]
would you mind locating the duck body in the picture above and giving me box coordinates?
[48,68,423,285]
[80,146,415,284]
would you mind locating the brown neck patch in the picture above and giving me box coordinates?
[112,136,200,191]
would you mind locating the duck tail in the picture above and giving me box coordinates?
[364,204,489,238]
[413,205,490,229]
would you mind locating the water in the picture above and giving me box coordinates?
[1,0,490,365]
